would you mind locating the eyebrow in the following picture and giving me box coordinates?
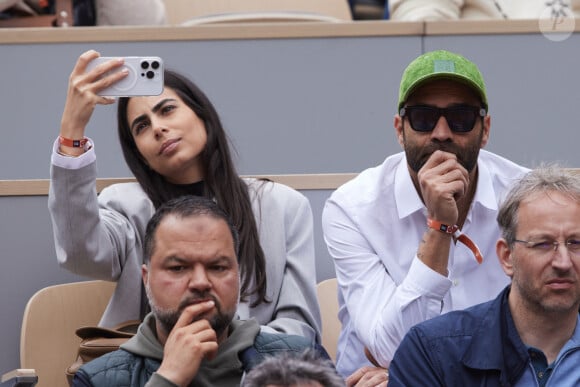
[524,232,580,240]
[209,256,235,265]
[161,255,234,266]
[130,98,178,133]
[162,255,188,265]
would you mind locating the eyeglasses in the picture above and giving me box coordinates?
[399,105,486,133]
[513,239,580,257]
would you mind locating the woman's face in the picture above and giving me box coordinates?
[126,88,207,184]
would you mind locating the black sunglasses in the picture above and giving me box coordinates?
[400,105,486,133]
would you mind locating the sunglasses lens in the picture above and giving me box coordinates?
[404,106,481,133]
[446,107,477,132]
[407,107,439,132]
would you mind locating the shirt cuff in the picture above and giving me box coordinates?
[51,137,96,170]
[403,256,452,300]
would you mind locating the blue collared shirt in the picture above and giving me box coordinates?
[516,319,580,387]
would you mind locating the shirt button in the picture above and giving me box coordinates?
[453,280,459,286]
[538,372,544,379]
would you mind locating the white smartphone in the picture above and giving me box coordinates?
[86,56,164,97]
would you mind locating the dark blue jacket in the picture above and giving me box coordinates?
[389,286,530,386]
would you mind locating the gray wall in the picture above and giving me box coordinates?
[1,27,579,374]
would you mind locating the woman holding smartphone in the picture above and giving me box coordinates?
[48,50,321,342]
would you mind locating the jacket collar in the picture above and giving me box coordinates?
[461,286,530,384]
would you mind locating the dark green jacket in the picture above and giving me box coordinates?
[73,313,329,387]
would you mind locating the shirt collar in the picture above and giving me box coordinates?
[394,156,423,219]
[552,314,580,360]
[473,156,498,212]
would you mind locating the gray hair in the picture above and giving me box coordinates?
[242,349,346,387]
[497,166,580,245]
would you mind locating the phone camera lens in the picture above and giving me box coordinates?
[146,71,155,79]
[151,61,160,70]
[141,61,150,70]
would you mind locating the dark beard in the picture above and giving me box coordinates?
[404,139,482,173]
[150,290,234,338]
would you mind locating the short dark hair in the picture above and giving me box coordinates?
[242,349,346,387]
[143,195,239,264]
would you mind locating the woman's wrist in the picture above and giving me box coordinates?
[57,134,90,157]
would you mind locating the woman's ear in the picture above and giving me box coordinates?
[497,238,514,278]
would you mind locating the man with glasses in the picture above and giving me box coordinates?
[322,50,529,378]
[389,166,580,386]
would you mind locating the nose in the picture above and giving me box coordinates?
[151,118,168,140]
[188,266,212,291]
[552,243,574,271]
[430,115,453,141]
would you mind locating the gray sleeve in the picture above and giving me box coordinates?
[48,161,144,280]
[262,185,322,343]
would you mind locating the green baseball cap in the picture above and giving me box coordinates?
[397,50,488,111]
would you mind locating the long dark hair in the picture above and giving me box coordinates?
[117,70,267,306]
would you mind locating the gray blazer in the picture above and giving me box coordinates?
[48,160,321,342]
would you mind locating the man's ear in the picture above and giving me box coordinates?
[480,114,491,148]
[497,238,514,278]
[394,114,404,149]
[142,264,149,287]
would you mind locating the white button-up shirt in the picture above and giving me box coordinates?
[322,150,528,377]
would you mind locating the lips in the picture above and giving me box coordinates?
[179,294,217,310]
[546,278,575,290]
[188,298,212,305]
[158,138,180,155]
[547,278,574,284]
